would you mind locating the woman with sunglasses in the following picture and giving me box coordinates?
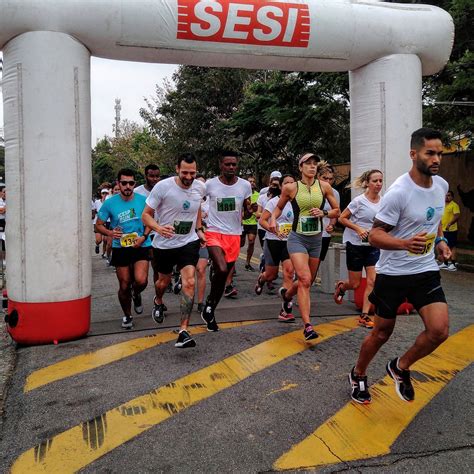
[269,153,340,340]
[334,169,383,329]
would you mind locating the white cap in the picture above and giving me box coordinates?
[101,188,109,194]
[270,171,282,179]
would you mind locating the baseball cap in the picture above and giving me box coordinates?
[101,188,109,194]
[298,153,320,166]
[270,171,282,179]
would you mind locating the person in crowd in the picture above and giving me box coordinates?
[439,190,460,271]
[241,175,260,272]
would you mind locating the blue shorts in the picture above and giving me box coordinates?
[346,242,380,272]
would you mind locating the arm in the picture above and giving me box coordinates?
[338,206,369,240]
[269,183,294,234]
[447,212,460,229]
[259,209,275,234]
[195,207,206,246]
[310,182,340,219]
[95,218,123,240]
[142,205,175,238]
[242,197,253,220]
[435,222,451,261]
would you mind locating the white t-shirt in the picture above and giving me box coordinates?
[264,197,294,241]
[257,193,271,232]
[201,199,210,227]
[92,199,103,225]
[342,193,381,245]
[134,185,151,198]
[375,173,448,276]
[146,177,205,249]
[322,187,340,238]
[205,177,252,235]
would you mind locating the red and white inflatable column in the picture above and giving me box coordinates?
[3,31,92,344]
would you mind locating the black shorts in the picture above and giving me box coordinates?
[111,246,151,267]
[153,239,200,275]
[443,231,457,249]
[319,236,332,262]
[369,271,447,319]
[264,239,290,267]
[346,242,380,272]
[240,224,257,246]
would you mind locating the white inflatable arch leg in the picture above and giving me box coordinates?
[3,31,91,344]
[349,54,422,196]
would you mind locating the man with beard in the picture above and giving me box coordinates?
[96,169,152,329]
[349,128,451,404]
[134,164,161,282]
[201,151,253,332]
[142,153,206,348]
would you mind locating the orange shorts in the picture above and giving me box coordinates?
[205,231,241,263]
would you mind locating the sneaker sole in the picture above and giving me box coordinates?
[175,340,197,348]
[386,362,414,402]
[121,324,133,329]
[348,374,371,404]
[134,306,143,315]
[279,318,296,323]
[304,332,319,340]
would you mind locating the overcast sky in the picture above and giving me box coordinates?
[0,54,178,145]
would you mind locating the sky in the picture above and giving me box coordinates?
[0,54,178,145]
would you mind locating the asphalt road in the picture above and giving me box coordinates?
[0,248,473,473]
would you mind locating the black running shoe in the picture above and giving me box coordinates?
[348,366,371,404]
[303,324,319,340]
[386,358,415,402]
[201,303,219,332]
[245,264,255,272]
[95,244,100,254]
[283,299,293,315]
[121,315,133,329]
[131,289,143,314]
[175,330,196,348]
[224,285,238,298]
[151,298,166,324]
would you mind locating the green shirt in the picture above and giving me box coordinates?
[242,191,259,225]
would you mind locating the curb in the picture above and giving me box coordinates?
[0,321,15,434]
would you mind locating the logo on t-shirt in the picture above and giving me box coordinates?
[426,207,435,221]
[286,210,293,219]
[183,200,191,210]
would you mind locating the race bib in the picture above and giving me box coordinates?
[120,232,138,248]
[408,233,436,257]
[360,234,370,246]
[217,197,236,212]
[278,223,292,238]
[173,220,193,235]
[299,216,321,235]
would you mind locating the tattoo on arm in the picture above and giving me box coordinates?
[180,293,194,322]
[372,219,395,233]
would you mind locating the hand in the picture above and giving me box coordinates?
[132,235,146,249]
[111,227,123,239]
[197,229,207,247]
[325,224,334,234]
[436,241,452,261]
[356,227,369,241]
[251,202,258,212]
[310,208,324,218]
[268,218,278,235]
[158,224,175,239]
[405,231,428,254]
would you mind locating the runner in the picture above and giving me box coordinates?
[142,153,206,348]
[93,188,109,255]
[134,163,161,282]
[240,175,260,272]
[256,174,296,322]
[334,169,383,329]
[269,153,340,340]
[349,128,450,404]
[96,169,152,329]
[201,151,253,332]
[195,175,209,314]
[439,190,460,271]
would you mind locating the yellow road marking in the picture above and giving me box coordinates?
[274,324,474,471]
[238,253,260,266]
[12,317,358,473]
[267,381,298,396]
[24,321,264,393]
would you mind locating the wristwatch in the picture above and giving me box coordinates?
[323,210,329,217]
[435,236,448,246]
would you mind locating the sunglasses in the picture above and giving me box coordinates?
[120,180,136,187]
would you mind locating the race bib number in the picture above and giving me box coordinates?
[278,223,292,238]
[408,233,436,256]
[217,197,236,212]
[173,220,193,235]
[299,216,321,235]
[120,232,138,248]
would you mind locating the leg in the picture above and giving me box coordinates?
[355,316,396,375]
[281,259,295,290]
[196,257,207,305]
[246,233,256,267]
[179,265,196,331]
[398,303,449,369]
[115,266,133,316]
[132,260,149,294]
[207,246,232,308]
[155,273,172,304]
[362,266,376,315]
[289,253,312,325]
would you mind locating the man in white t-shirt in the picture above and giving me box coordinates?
[201,151,253,331]
[349,128,451,405]
[142,153,206,348]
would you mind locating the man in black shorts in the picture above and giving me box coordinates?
[96,169,152,329]
[142,153,206,348]
[349,128,451,404]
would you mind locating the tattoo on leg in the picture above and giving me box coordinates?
[180,293,194,323]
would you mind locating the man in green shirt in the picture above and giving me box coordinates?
[241,175,260,271]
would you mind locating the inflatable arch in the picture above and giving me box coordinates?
[0,0,454,344]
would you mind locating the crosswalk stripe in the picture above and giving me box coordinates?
[24,320,264,393]
[274,324,474,471]
[12,317,358,473]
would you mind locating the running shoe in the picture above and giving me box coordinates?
[101,253,107,259]
[386,357,415,402]
[131,289,143,315]
[151,298,166,324]
[303,324,319,340]
[175,330,196,348]
[283,298,293,315]
[95,244,100,254]
[446,263,457,272]
[255,274,264,296]
[121,315,133,329]
[348,366,371,404]
[245,264,256,272]
[259,253,265,273]
[224,285,238,298]
[201,303,219,332]
[334,281,345,304]
[173,276,182,294]
[358,314,374,329]
[278,308,295,323]
[438,262,448,270]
